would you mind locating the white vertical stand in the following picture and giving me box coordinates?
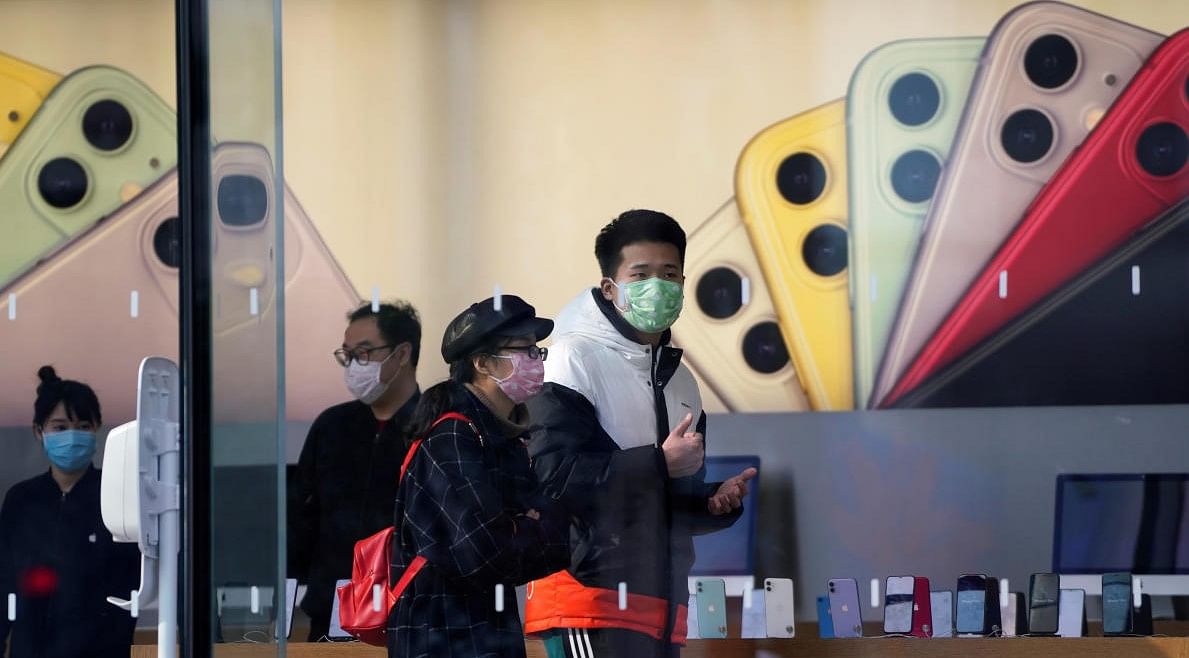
[156,417,179,658]
[101,358,180,658]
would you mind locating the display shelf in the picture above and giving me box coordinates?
[131,634,1189,658]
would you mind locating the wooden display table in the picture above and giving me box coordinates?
[132,634,1189,658]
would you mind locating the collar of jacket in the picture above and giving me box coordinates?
[571,287,683,390]
[463,382,531,442]
[38,464,98,495]
[589,287,674,348]
[438,381,525,448]
[396,386,422,426]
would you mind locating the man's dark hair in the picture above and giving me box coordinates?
[347,300,422,367]
[594,209,687,278]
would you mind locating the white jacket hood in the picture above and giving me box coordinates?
[552,287,649,355]
[545,288,702,450]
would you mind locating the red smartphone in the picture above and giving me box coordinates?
[911,576,933,638]
[882,29,1189,406]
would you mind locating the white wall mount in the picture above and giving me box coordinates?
[100,357,180,658]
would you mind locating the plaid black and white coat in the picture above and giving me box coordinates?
[387,382,570,658]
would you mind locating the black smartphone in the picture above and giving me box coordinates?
[1134,594,1154,636]
[985,577,1001,635]
[1028,573,1060,635]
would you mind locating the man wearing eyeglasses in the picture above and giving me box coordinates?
[289,300,422,641]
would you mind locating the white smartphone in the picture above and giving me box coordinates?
[1002,591,1018,637]
[1057,588,1086,638]
[883,575,914,634]
[930,591,953,638]
[764,577,796,638]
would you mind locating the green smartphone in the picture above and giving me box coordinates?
[0,65,176,290]
[845,37,983,408]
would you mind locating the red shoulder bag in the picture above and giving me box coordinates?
[336,411,476,645]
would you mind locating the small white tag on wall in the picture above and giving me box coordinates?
[495,584,505,613]
[130,290,139,318]
[251,586,260,614]
[372,286,380,312]
[740,276,751,306]
[493,284,502,311]
[7,294,14,320]
[1000,578,1009,608]
[7,592,14,621]
[373,584,383,612]
[618,582,628,611]
[871,578,880,608]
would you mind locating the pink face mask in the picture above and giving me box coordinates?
[489,351,545,404]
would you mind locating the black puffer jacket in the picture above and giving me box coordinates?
[523,289,741,642]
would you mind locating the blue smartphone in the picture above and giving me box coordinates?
[817,595,835,638]
[956,574,988,635]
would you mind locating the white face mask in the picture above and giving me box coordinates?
[344,350,399,404]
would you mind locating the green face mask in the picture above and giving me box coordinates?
[614,277,684,333]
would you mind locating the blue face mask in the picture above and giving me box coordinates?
[42,429,96,472]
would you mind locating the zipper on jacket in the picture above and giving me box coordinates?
[649,347,678,644]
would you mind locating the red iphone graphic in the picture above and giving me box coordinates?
[884,29,1189,406]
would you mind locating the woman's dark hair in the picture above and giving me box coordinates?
[594,209,687,278]
[33,366,102,428]
[406,335,514,442]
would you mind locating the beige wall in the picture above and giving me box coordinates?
[1,0,1184,392]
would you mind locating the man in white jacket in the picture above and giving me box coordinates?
[525,209,757,658]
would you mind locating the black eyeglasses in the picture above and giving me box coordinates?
[497,345,548,361]
[333,345,393,367]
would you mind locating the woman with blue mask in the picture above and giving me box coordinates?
[0,366,140,658]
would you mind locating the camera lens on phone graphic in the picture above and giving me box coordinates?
[82,99,134,151]
[801,224,847,277]
[1135,122,1188,177]
[777,152,827,205]
[37,157,88,209]
[742,321,790,374]
[696,266,744,319]
[1024,34,1079,90]
[890,149,942,203]
[888,73,940,126]
[217,175,269,226]
[1001,109,1054,163]
[153,216,181,268]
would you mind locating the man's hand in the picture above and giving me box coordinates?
[662,412,704,478]
[708,467,757,515]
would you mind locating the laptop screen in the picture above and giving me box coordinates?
[689,455,761,576]
[1053,474,1189,574]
